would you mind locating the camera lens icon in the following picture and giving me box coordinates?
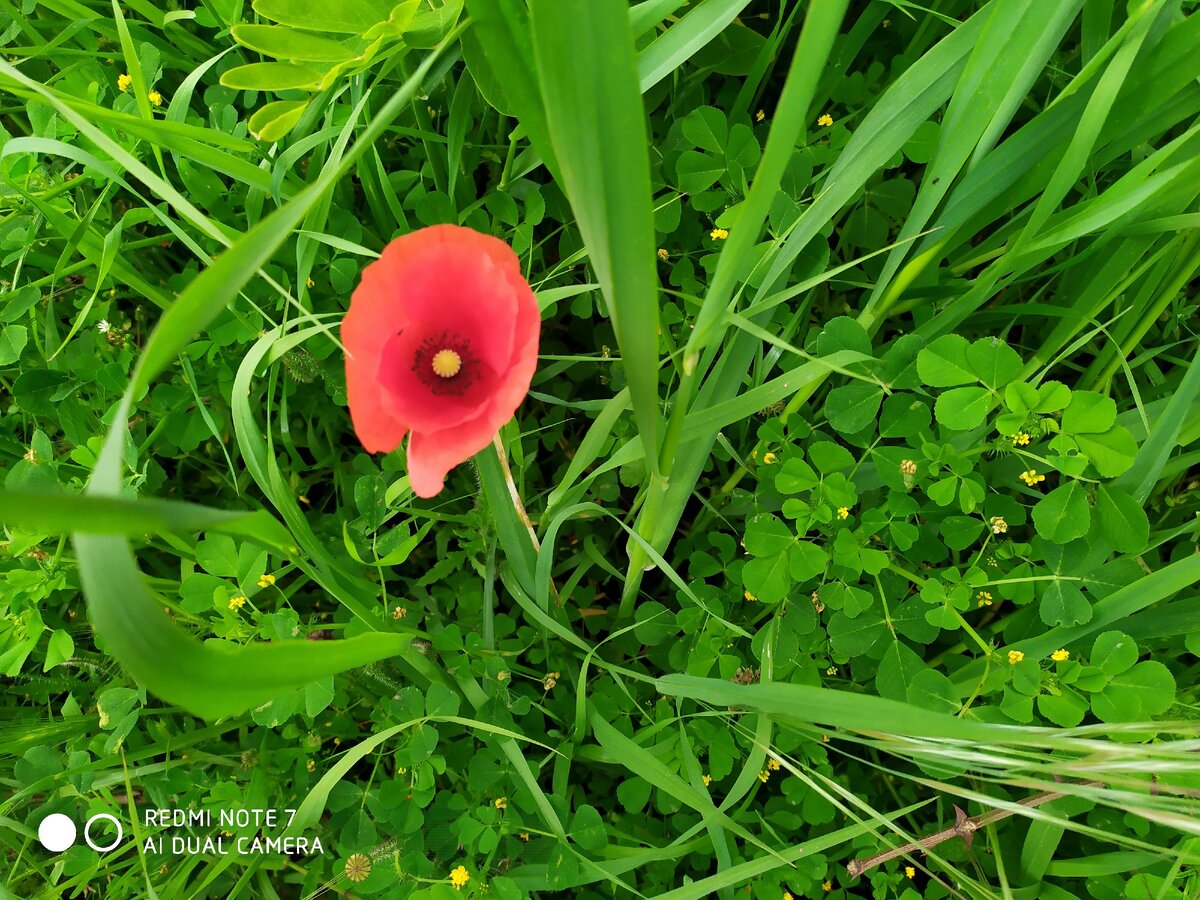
[37,814,76,852]
[37,812,122,853]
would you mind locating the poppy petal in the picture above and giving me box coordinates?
[343,225,540,494]
[406,412,500,498]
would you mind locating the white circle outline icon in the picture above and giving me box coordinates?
[83,813,122,852]
[38,813,77,852]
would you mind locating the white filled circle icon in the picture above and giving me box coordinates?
[37,814,76,852]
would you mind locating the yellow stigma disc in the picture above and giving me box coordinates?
[431,349,462,378]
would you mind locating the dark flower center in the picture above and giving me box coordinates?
[410,330,478,396]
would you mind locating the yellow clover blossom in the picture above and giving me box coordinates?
[449,865,470,889]
[148,90,163,107]
[117,73,132,92]
[710,227,729,240]
[702,774,712,786]
[1019,469,1046,486]
[767,758,781,771]
[1011,432,1031,446]
[494,797,507,810]
[657,248,669,261]
[1008,650,1025,665]
[817,113,833,127]
[228,595,246,611]
[757,769,770,783]
[837,506,850,519]
[755,109,766,122]
[762,452,777,465]
[1051,648,1070,662]
[905,865,916,878]
[257,573,277,589]
[744,590,758,602]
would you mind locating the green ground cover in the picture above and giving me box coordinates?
[2,0,1199,897]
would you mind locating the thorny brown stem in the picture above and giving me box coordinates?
[846,781,1103,880]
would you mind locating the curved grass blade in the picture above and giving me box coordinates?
[0,489,294,553]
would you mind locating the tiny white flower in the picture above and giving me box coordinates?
[97,320,112,334]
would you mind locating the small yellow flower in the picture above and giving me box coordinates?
[989,515,1008,534]
[1008,650,1025,665]
[744,590,757,602]
[767,758,781,771]
[757,769,770,783]
[306,277,315,288]
[762,452,777,465]
[822,880,833,892]
[783,893,794,900]
[977,591,992,606]
[449,865,470,889]
[518,832,530,842]
[817,113,833,127]
[702,774,712,786]
[710,227,729,240]
[257,573,277,589]
[657,248,669,261]
[392,605,407,620]
[494,796,507,809]
[755,109,766,122]
[228,595,246,611]
[543,671,560,690]
[148,89,162,107]
[117,73,132,92]
[1019,469,1046,486]
[826,665,837,675]
[1011,432,1031,446]
[306,759,315,772]
[837,506,850,520]
[1051,648,1070,662]
[905,865,915,879]
[900,459,917,475]
[344,853,371,883]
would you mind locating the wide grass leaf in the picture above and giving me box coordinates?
[530,0,662,474]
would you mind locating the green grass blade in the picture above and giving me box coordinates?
[637,0,750,93]
[464,0,560,178]
[530,0,662,475]
[0,489,294,553]
[72,532,414,720]
[682,0,847,371]
[1114,345,1200,503]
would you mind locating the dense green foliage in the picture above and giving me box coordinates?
[2,0,1199,898]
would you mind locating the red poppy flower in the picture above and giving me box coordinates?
[342,225,540,497]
